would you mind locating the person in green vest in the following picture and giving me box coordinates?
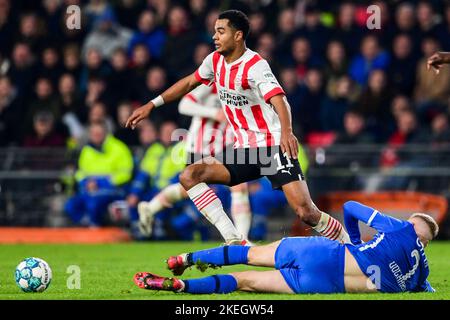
[64,121,134,226]
[126,121,186,239]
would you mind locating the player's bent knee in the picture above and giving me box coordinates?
[294,204,320,225]
[179,165,207,189]
[231,272,257,292]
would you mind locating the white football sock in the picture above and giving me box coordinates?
[231,191,252,239]
[146,183,185,214]
[187,183,242,242]
[313,212,351,244]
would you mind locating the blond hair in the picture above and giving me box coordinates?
[410,213,439,239]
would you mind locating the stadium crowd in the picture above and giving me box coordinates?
[1,0,450,239]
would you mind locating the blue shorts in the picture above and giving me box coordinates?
[275,237,346,294]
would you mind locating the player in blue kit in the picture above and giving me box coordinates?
[134,201,438,294]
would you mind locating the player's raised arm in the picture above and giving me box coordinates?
[427,51,450,74]
[343,201,409,244]
[270,94,299,160]
[125,72,201,129]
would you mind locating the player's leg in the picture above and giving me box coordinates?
[281,180,350,243]
[137,183,187,236]
[230,183,252,239]
[178,158,245,244]
[134,270,293,294]
[231,270,294,293]
[166,240,281,275]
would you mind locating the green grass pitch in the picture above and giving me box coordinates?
[1,241,449,300]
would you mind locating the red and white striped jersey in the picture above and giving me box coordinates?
[194,48,285,148]
[179,84,234,156]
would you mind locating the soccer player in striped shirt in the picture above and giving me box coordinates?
[138,84,253,239]
[134,202,437,294]
[126,10,350,245]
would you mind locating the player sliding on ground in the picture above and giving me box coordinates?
[134,201,438,294]
[126,10,350,245]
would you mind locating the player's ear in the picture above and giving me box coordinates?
[234,30,243,42]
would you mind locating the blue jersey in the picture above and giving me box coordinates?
[344,201,434,293]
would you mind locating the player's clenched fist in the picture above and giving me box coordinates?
[427,51,450,74]
[280,130,298,159]
[125,103,154,129]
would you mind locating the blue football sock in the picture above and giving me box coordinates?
[189,246,250,266]
[183,274,237,294]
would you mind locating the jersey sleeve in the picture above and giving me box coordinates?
[343,201,410,244]
[249,60,285,103]
[179,85,219,119]
[194,52,215,85]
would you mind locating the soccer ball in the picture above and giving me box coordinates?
[15,257,52,292]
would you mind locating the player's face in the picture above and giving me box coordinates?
[213,19,240,55]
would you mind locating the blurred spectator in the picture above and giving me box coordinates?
[320,75,359,132]
[115,0,145,30]
[87,101,115,134]
[6,42,36,96]
[255,32,279,76]
[83,75,108,110]
[137,118,158,148]
[17,12,46,53]
[353,69,394,140]
[200,8,219,44]
[79,47,110,92]
[0,0,14,56]
[294,69,324,137]
[391,94,413,119]
[294,2,330,56]
[127,9,166,60]
[38,46,64,87]
[58,73,84,140]
[333,1,364,57]
[146,0,171,24]
[0,75,22,146]
[290,37,321,81]
[247,11,267,49]
[130,44,154,85]
[430,112,450,145]
[379,109,430,190]
[42,0,63,41]
[388,33,417,96]
[381,109,429,168]
[114,101,140,146]
[62,44,82,82]
[138,66,178,123]
[126,121,186,239]
[323,40,350,95]
[436,3,450,51]
[26,77,61,131]
[22,111,66,148]
[84,0,114,31]
[82,8,132,61]
[162,6,199,78]
[280,68,302,115]
[106,48,135,107]
[392,2,420,51]
[349,34,390,85]
[416,1,440,40]
[65,121,134,226]
[275,8,296,61]
[189,0,210,32]
[414,37,450,119]
[334,110,375,145]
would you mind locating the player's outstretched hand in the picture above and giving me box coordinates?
[281,131,298,159]
[125,103,153,129]
[427,51,450,74]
